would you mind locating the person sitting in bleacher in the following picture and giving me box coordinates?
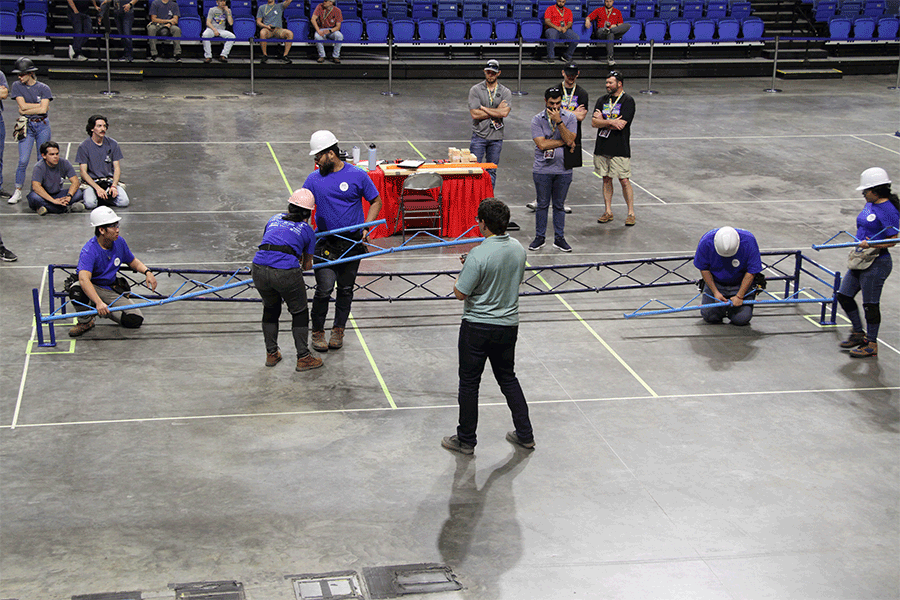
[147,0,183,61]
[585,0,630,66]
[543,0,579,63]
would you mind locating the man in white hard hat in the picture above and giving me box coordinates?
[693,226,762,326]
[303,130,382,352]
[69,206,157,337]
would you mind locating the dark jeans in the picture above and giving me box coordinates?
[456,319,532,447]
[252,263,311,357]
[700,281,754,326]
[532,171,572,241]
[838,251,892,340]
[114,9,134,58]
[27,188,84,213]
[68,10,92,55]
[311,257,360,331]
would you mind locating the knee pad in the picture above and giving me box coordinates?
[262,305,281,323]
[120,313,143,329]
[837,293,858,314]
[291,309,309,329]
[68,282,89,308]
[863,303,881,324]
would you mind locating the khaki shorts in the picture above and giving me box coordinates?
[594,155,631,180]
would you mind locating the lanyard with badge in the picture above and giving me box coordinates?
[599,91,623,138]
[543,110,558,160]
[487,84,504,130]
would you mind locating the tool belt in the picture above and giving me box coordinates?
[258,243,299,258]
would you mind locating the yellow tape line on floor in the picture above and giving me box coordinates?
[526,262,658,398]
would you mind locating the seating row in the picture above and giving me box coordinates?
[813,0,886,22]
[828,15,899,38]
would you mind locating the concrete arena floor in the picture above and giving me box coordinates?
[0,74,898,600]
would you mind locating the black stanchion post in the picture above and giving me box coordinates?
[764,34,783,93]
[512,36,528,96]
[382,36,398,96]
[244,37,259,96]
[640,39,658,95]
[101,32,118,96]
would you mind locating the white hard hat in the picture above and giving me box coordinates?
[90,206,121,227]
[714,226,740,257]
[289,188,315,210]
[309,130,339,156]
[856,167,891,191]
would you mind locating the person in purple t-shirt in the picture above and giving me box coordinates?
[69,207,157,337]
[693,226,762,326]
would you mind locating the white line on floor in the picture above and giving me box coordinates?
[11,266,46,429]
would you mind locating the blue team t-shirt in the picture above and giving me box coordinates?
[252,214,316,270]
[76,136,124,179]
[303,164,380,232]
[77,236,136,289]
[693,227,762,286]
[9,80,53,110]
[856,200,900,243]
[32,158,76,195]
[256,1,286,26]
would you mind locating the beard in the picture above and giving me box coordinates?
[319,159,335,176]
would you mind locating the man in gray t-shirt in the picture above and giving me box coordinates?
[76,114,130,209]
[467,59,511,190]
[147,0,182,60]
[256,0,295,63]
[203,0,235,62]
[28,141,85,215]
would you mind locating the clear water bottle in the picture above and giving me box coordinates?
[352,145,360,164]
[368,144,377,171]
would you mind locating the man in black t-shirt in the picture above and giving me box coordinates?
[592,70,636,226]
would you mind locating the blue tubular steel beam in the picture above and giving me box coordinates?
[812,227,900,250]
[315,219,387,238]
[624,293,834,319]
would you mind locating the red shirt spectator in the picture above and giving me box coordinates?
[544,1,573,29]
[587,4,624,28]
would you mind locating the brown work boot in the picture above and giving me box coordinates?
[265,350,282,367]
[69,318,95,337]
[311,330,328,352]
[296,353,324,371]
[329,326,345,350]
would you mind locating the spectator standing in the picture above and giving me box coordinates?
[468,60,511,190]
[835,167,899,358]
[67,0,97,61]
[311,0,343,63]
[592,70,636,226]
[76,114,130,208]
[100,0,139,62]
[543,0,578,63]
[202,0,235,62]
[693,226,762,326]
[585,0,631,65]
[529,87,577,253]
[256,0,295,63]
[28,141,85,215]
[251,189,323,371]
[147,0,182,61]
[8,57,52,206]
[441,198,534,456]
[0,71,9,200]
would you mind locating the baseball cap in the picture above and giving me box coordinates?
[484,59,500,72]
[563,63,579,73]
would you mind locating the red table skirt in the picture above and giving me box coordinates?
[364,169,495,239]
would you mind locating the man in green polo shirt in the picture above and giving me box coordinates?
[442,198,535,455]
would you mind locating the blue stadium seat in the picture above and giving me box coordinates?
[461,0,484,17]
[511,0,535,19]
[232,16,257,38]
[361,0,385,18]
[443,16,467,38]
[633,0,655,21]
[692,17,715,39]
[643,18,666,39]
[568,0,582,19]
[469,16,492,38]
[286,16,309,40]
[487,1,510,17]
[22,10,47,33]
[658,2,679,20]
[838,0,861,17]
[615,0,632,17]
[668,17,690,39]
[682,0,703,19]
[282,3,305,19]
[386,0,409,18]
[437,0,459,16]
[852,15,875,37]
[365,16,389,40]
[813,0,836,21]
[0,9,17,32]
[417,16,441,39]
[861,0,884,17]
[705,1,727,18]
[176,0,199,15]
[740,15,763,38]
[179,14,202,36]
[494,17,518,39]
[716,16,739,39]
[729,0,751,20]
[876,15,898,38]
[828,15,851,37]
[519,16,542,38]
[231,0,252,15]
[337,1,360,16]
[411,0,434,17]
[621,19,641,40]
[341,16,364,40]
[391,17,416,40]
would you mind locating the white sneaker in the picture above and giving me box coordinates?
[525,202,536,211]
[68,45,75,59]
[8,189,22,204]
[75,54,88,62]
[564,205,572,214]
